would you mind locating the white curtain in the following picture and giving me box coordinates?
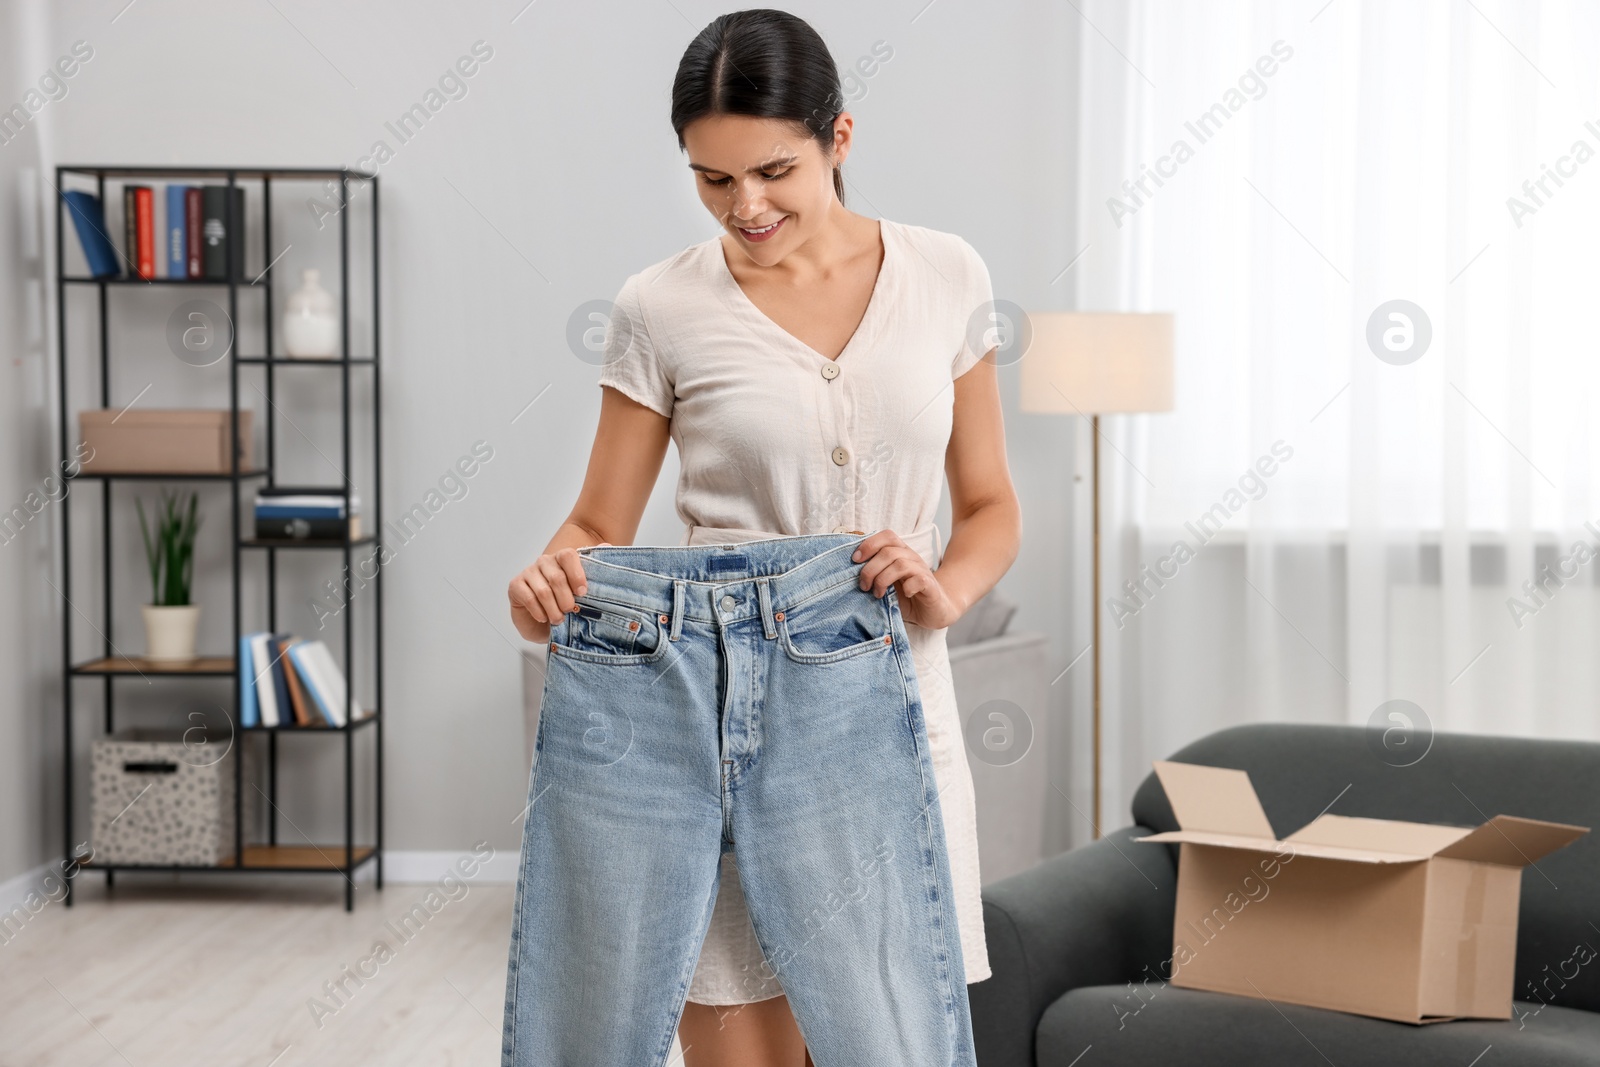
[1074,0,1600,828]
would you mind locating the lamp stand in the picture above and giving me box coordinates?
[1091,414,1102,840]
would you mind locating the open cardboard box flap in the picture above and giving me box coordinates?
[1137,760,1588,866]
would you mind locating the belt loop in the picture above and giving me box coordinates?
[756,577,776,640]
[670,580,685,641]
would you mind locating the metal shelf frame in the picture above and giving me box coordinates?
[54,164,384,911]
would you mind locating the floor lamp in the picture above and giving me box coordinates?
[1020,312,1174,839]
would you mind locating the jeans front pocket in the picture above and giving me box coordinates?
[552,596,670,665]
[776,578,895,665]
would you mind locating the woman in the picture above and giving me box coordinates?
[506,9,1020,1066]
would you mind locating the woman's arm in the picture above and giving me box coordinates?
[937,349,1022,617]
[507,386,670,641]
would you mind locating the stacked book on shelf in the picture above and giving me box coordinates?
[255,485,361,542]
[62,183,245,280]
[240,633,370,727]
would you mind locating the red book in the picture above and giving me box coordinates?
[134,186,154,279]
[185,187,203,278]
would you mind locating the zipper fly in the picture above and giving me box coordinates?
[721,759,734,845]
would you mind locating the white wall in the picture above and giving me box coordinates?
[0,0,56,890]
[1,0,1084,888]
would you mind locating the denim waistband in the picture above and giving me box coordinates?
[574,532,870,634]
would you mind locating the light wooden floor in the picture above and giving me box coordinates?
[0,872,689,1066]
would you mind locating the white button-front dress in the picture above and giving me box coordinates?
[595,216,995,1003]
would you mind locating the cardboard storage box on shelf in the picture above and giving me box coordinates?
[78,408,253,473]
[1136,760,1589,1024]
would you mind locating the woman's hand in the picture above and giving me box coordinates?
[851,529,961,630]
[508,544,609,642]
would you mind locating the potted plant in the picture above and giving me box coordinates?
[137,488,203,661]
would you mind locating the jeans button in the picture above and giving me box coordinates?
[720,595,736,611]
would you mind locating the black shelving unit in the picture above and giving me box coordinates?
[54,165,383,911]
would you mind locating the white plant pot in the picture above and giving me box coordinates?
[142,604,201,662]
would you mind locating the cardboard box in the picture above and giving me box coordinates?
[79,409,253,474]
[1137,760,1589,1024]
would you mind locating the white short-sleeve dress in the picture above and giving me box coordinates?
[596,217,995,1003]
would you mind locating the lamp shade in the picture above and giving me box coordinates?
[1020,312,1174,415]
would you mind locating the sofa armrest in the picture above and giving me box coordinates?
[969,824,1177,1067]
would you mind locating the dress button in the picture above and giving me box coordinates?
[831,446,850,465]
[720,595,736,611]
[821,363,840,380]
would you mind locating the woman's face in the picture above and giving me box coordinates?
[682,113,847,265]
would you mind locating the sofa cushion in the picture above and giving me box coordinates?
[947,586,1018,647]
[1127,723,1600,1015]
[1037,982,1600,1067]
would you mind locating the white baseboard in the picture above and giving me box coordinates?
[381,847,518,884]
[0,846,520,918]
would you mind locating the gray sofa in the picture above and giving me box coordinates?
[971,722,1600,1066]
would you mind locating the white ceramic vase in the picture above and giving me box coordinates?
[142,604,201,662]
[283,268,340,358]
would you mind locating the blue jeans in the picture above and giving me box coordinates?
[501,532,976,1066]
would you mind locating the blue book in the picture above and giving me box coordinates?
[166,184,188,279]
[287,640,358,727]
[268,632,295,726]
[239,631,259,728]
[255,504,349,519]
[62,191,119,278]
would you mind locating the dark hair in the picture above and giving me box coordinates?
[671,9,847,204]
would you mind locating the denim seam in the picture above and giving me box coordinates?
[886,602,960,1043]
[578,531,861,560]
[778,571,867,614]
[571,590,657,619]
[503,747,542,1066]
[657,866,723,1065]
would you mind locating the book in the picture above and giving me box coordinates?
[201,185,246,281]
[239,632,259,728]
[256,499,360,517]
[250,632,280,727]
[258,485,363,498]
[185,187,202,278]
[238,631,341,727]
[122,186,136,278]
[266,631,294,727]
[254,515,363,541]
[166,184,188,279]
[230,186,246,280]
[62,191,119,278]
[133,185,154,278]
[255,487,362,525]
[287,640,362,727]
[278,635,322,726]
[152,185,165,277]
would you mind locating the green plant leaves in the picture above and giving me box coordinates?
[136,488,202,606]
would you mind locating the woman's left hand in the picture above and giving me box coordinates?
[852,529,960,630]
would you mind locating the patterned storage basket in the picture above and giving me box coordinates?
[90,726,257,866]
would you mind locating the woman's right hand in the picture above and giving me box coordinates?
[508,544,608,642]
